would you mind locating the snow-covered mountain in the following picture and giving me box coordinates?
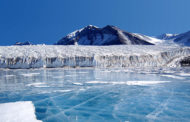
[55,25,154,45]
[155,31,190,46]
[56,25,190,46]
[173,31,190,46]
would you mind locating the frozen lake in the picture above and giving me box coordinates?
[0,68,190,121]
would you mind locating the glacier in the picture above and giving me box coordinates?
[0,45,190,69]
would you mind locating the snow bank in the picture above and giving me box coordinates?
[0,45,190,69]
[0,101,41,122]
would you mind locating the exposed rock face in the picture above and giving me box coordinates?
[56,25,154,45]
[180,56,190,67]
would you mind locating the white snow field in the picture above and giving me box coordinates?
[0,101,41,122]
[0,45,190,69]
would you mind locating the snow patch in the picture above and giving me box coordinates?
[21,73,40,77]
[86,81,109,84]
[0,101,41,122]
[53,90,72,93]
[161,75,185,80]
[133,33,164,45]
[86,81,170,86]
[126,81,171,86]
[177,73,190,76]
[73,82,83,85]
[4,75,15,77]
[66,25,99,39]
[26,82,49,87]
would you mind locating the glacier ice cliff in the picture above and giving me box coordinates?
[0,45,190,69]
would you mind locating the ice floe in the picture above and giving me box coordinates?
[0,101,41,122]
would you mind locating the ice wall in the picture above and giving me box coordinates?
[0,45,190,69]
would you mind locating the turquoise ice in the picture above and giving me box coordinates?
[0,68,190,122]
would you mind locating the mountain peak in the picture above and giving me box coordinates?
[56,25,154,45]
[103,25,119,30]
[83,25,99,29]
[104,25,115,28]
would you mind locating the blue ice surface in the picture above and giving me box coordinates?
[0,68,190,122]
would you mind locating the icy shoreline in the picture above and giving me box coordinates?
[0,45,190,69]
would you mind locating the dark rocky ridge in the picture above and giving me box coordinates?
[14,41,32,46]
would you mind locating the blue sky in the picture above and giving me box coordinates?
[0,0,190,45]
